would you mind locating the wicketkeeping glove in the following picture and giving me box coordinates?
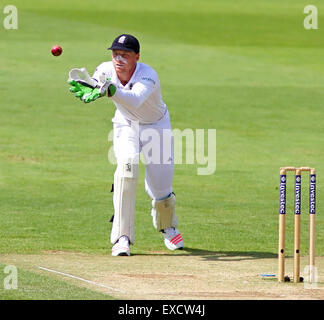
[68,78,116,103]
[81,88,102,103]
[69,80,94,98]
[81,77,116,103]
[67,67,102,103]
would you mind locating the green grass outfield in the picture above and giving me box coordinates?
[0,0,324,299]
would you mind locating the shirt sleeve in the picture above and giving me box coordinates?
[112,78,156,109]
[91,62,111,85]
[91,66,101,85]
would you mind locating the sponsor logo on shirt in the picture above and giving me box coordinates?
[141,77,155,85]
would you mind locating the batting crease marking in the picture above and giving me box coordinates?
[38,266,126,293]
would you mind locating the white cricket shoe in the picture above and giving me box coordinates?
[112,236,130,256]
[162,227,184,250]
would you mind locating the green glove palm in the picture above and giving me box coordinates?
[69,80,93,99]
[82,78,116,103]
[82,88,102,103]
[68,78,116,104]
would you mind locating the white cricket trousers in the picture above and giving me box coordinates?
[110,110,174,244]
[113,110,174,200]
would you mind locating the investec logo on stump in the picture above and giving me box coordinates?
[294,175,301,214]
[310,174,316,214]
[279,175,286,214]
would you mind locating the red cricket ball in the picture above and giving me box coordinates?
[51,45,62,56]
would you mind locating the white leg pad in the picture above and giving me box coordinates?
[151,193,178,231]
[110,160,138,245]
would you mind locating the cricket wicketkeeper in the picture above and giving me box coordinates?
[67,34,183,256]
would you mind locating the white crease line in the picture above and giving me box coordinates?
[38,266,126,294]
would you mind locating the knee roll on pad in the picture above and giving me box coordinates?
[111,160,138,245]
[151,193,178,231]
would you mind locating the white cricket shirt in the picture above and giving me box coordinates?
[92,62,167,124]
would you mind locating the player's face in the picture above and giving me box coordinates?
[112,50,139,73]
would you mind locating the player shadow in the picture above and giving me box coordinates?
[181,247,277,261]
[134,247,277,261]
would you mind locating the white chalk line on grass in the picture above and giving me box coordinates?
[38,266,126,294]
[38,266,183,297]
